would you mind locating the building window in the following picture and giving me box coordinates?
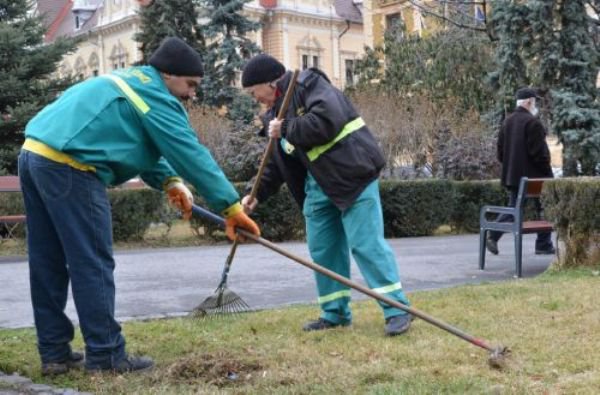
[110,43,128,70]
[385,13,404,41]
[297,35,323,71]
[301,54,319,70]
[345,59,355,86]
[75,15,80,29]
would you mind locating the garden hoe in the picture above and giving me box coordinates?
[193,70,300,317]
[191,204,511,369]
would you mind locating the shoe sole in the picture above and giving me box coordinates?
[385,322,411,336]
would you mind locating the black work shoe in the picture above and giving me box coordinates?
[486,237,499,255]
[86,354,154,374]
[302,318,350,332]
[535,246,556,255]
[385,314,412,336]
[41,351,84,376]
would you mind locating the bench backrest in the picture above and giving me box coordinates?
[0,176,20,192]
[515,177,546,212]
[0,176,147,192]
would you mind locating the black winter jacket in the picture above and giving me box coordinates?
[497,107,553,188]
[251,69,385,210]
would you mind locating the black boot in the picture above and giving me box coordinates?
[41,351,84,376]
[302,318,350,331]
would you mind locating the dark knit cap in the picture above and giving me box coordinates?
[149,37,204,77]
[515,87,541,100]
[241,54,285,87]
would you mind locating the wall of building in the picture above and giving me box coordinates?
[58,0,364,88]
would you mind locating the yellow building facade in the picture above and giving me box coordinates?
[363,0,487,48]
[37,0,365,89]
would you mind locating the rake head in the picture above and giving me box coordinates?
[192,286,251,317]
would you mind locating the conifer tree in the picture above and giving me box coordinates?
[0,0,77,174]
[198,0,260,121]
[134,0,205,62]
[550,0,600,175]
[490,0,600,176]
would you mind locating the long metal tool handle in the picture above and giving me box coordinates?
[192,203,497,353]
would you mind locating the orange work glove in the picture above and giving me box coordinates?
[224,210,261,241]
[166,181,193,220]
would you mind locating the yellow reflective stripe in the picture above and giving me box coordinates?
[306,117,366,162]
[23,139,96,172]
[103,74,150,114]
[318,290,351,304]
[222,202,243,218]
[162,176,183,191]
[372,282,403,294]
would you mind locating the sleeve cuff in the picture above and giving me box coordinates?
[222,202,243,218]
[162,176,183,191]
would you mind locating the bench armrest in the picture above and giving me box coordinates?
[480,205,516,216]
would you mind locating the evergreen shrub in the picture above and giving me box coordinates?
[108,188,165,242]
[191,184,305,242]
[0,191,25,238]
[451,181,505,233]
[542,178,600,267]
[380,180,452,237]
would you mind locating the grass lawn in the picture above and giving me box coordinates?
[1,267,599,394]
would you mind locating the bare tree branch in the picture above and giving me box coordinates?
[406,0,496,39]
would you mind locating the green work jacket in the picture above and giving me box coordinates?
[25,65,238,213]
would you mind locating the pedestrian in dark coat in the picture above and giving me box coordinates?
[487,87,555,255]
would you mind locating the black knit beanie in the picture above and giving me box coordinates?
[242,54,285,87]
[149,37,204,77]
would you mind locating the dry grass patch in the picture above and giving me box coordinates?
[1,268,599,394]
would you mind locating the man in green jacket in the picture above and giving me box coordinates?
[19,37,260,375]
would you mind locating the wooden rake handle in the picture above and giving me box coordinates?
[247,69,300,201]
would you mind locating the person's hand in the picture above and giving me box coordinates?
[268,118,283,139]
[166,181,193,220]
[225,211,260,241]
[241,195,259,214]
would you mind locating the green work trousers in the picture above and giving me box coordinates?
[303,174,410,324]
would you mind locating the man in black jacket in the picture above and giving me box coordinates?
[240,54,412,336]
[487,87,555,255]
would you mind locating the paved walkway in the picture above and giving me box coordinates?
[0,234,554,329]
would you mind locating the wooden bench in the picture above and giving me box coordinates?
[0,175,147,240]
[478,177,554,277]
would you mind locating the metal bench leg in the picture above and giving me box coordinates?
[479,229,487,270]
[514,231,523,278]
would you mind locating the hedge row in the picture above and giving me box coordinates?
[3,179,598,264]
[542,177,600,268]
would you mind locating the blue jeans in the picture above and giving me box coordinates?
[18,151,125,367]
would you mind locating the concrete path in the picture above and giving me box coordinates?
[0,234,554,329]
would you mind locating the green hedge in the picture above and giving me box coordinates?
[191,184,305,242]
[0,191,25,238]
[6,179,598,266]
[542,177,600,268]
[380,180,452,237]
[108,188,166,242]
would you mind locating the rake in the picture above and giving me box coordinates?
[191,240,249,316]
[191,203,511,369]
[193,70,300,317]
